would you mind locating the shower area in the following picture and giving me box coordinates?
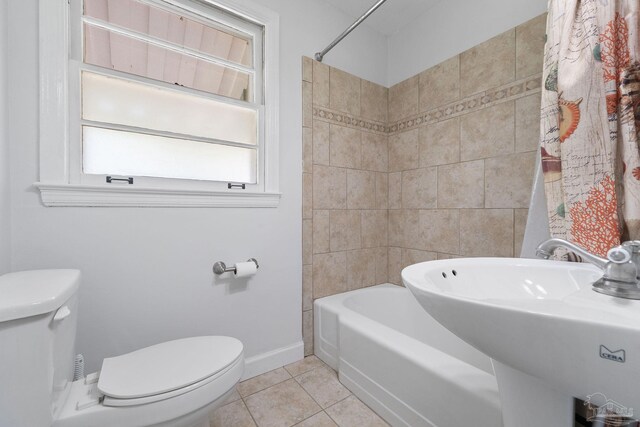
[301,11,546,356]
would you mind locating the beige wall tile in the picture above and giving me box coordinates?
[419,56,460,111]
[516,13,546,79]
[347,248,377,290]
[313,165,346,209]
[437,253,463,260]
[389,75,419,122]
[437,160,484,208]
[361,79,388,123]
[419,209,460,253]
[210,399,256,427]
[313,210,330,254]
[303,219,312,265]
[303,264,313,311]
[388,210,404,247]
[313,251,348,298]
[303,56,313,83]
[388,247,402,285]
[388,172,402,209]
[303,81,313,128]
[313,120,330,166]
[361,210,388,248]
[313,60,330,107]
[303,126,313,173]
[303,173,312,219]
[460,101,515,161]
[419,118,460,167]
[347,169,376,209]
[403,209,420,249]
[485,152,536,208]
[515,93,541,153]
[389,129,420,172]
[375,246,388,284]
[330,67,360,116]
[515,208,529,257]
[401,248,437,268]
[303,309,313,356]
[330,210,361,251]
[325,395,388,427]
[402,167,437,209]
[295,366,351,409]
[459,209,514,257]
[244,379,320,426]
[362,132,388,172]
[460,29,516,96]
[375,172,389,210]
[330,125,361,169]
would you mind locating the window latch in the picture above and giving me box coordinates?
[228,183,246,190]
[106,176,134,184]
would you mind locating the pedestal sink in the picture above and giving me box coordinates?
[403,258,640,427]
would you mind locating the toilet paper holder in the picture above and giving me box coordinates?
[213,258,259,275]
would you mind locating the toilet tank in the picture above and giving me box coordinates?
[0,270,80,427]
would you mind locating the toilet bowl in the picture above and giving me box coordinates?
[0,270,244,427]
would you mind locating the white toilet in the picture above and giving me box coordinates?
[0,269,244,427]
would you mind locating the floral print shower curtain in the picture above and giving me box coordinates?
[541,0,640,257]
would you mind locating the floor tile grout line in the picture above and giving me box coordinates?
[237,368,292,399]
[233,358,359,427]
[323,394,362,427]
[291,366,341,411]
[239,394,260,427]
[290,408,327,427]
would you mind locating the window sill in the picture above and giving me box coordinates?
[34,182,281,207]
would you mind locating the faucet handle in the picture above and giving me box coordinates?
[607,246,632,264]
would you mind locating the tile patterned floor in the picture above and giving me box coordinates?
[209,356,389,427]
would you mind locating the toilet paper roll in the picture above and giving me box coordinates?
[234,261,257,278]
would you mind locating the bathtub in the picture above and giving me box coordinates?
[314,284,502,427]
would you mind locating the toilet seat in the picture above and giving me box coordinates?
[98,336,243,407]
[54,338,244,427]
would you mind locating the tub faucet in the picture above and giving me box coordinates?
[535,238,640,300]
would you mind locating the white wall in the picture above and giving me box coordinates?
[387,0,548,86]
[6,0,386,373]
[0,0,10,275]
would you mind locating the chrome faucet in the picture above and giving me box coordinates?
[535,238,640,299]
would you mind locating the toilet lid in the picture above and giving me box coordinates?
[98,336,243,399]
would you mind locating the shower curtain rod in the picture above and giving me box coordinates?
[314,0,388,62]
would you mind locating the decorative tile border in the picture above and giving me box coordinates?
[388,73,542,134]
[311,74,542,137]
[312,106,388,135]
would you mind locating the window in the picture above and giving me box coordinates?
[37,0,280,207]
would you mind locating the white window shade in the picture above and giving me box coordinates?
[82,72,258,145]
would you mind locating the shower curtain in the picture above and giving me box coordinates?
[541,0,640,257]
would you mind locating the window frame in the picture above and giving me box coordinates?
[36,0,280,207]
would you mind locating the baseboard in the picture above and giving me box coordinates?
[242,341,304,380]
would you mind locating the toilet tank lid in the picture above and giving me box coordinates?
[0,269,80,322]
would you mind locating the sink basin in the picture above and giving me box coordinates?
[403,258,640,427]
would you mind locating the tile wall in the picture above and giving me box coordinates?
[302,56,390,355]
[302,14,547,355]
